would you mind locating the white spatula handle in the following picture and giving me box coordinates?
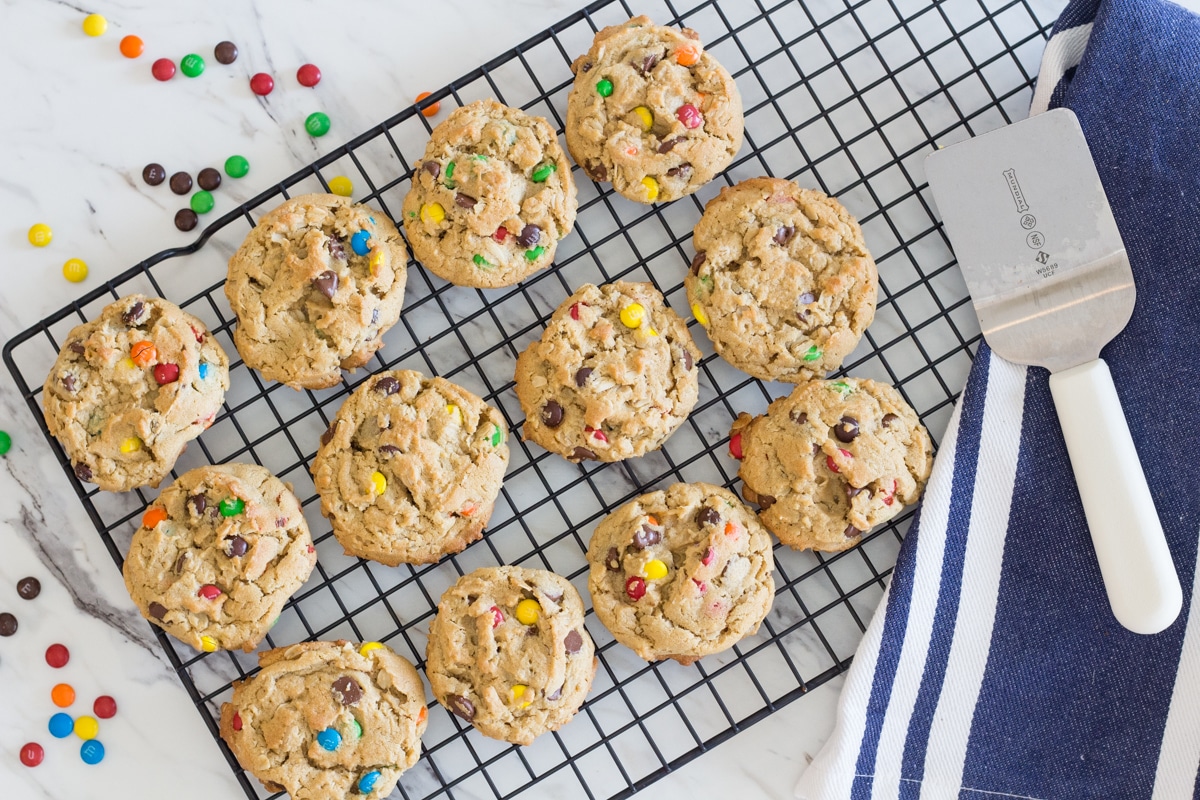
[1048,359,1181,634]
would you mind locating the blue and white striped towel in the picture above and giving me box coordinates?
[795,0,1200,797]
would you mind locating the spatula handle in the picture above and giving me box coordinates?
[1048,359,1182,634]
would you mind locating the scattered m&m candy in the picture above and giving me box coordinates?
[82,13,107,37]
[305,111,331,137]
[80,739,105,765]
[174,209,198,232]
[28,223,52,247]
[120,35,144,59]
[17,576,40,599]
[74,715,99,741]
[180,54,205,78]
[214,41,239,65]
[49,713,74,739]
[51,683,76,708]
[197,168,221,191]
[143,163,166,185]
[0,612,16,636]
[224,154,250,178]
[152,58,177,81]
[0,431,11,456]
[250,72,274,96]
[45,643,70,668]
[93,696,118,719]
[190,191,214,215]
[297,63,322,87]
[63,258,88,283]
[416,91,439,117]
[328,175,353,197]
[19,742,44,767]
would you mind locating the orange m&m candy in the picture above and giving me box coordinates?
[415,92,439,117]
[120,35,144,59]
[51,683,76,708]
[142,507,168,528]
[130,341,157,367]
[675,42,700,66]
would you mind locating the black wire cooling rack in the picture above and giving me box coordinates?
[3,0,1059,797]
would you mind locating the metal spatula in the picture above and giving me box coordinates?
[925,108,1181,635]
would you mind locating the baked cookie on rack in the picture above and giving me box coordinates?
[514,281,701,462]
[586,482,774,664]
[220,640,427,800]
[426,566,596,745]
[311,370,510,566]
[225,193,408,390]
[731,378,933,552]
[402,99,577,288]
[565,15,744,203]
[122,463,316,653]
[42,294,230,492]
[686,177,878,383]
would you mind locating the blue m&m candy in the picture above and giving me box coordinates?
[351,230,371,256]
[316,727,341,751]
[358,770,381,794]
[49,713,74,739]
[198,362,210,380]
[80,739,105,765]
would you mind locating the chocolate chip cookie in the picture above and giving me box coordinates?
[731,378,933,551]
[219,640,427,800]
[311,370,510,566]
[122,463,316,652]
[587,482,775,664]
[42,295,230,492]
[225,193,408,390]
[514,281,701,463]
[566,15,744,203]
[686,178,878,383]
[402,99,577,288]
[426,566,596,745]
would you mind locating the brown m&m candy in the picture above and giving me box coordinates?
[142,163,166,186]
[17,577,40,600]
[0,612,16,636]
[175,209,198,232]
[214,41,238,65]
[169,171,193,195]
[197,168,222,191]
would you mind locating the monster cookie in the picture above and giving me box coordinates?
[122,463,316,652]
[225,193,408,390]
[686,178,878,382]
[566,15,743,203]
[311,370,510,566]
[220,641,427,800]
[515,281,700,462]
[731,378,933,552]
[42,294,230,492]
[587,482,774,664]
[426,566,596,745]
[402,99,577,288]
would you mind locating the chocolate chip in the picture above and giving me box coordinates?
[799,291,816,305]
[605,547,621,571]
[564,629,583,654]
[331,676,363,706]
[633,524,661,549]
[68,341,85,355]
[147,602,167,621]
[581,61,593,73]
[455,193,477,208]
[844,525,862,539]
[447,694,475,722]
[574,367,593,387]
[422,161,439,178]
[378,444,401,455]
[587,162,608,182]
[690,251,706,274]
[666,163,693,179]
[834,416,860,443]
[547,685,563,701]
[516,224,541,248]
[774,225,795,246]
[373,376,400,396]
[657,137,684,154]
[16,578,40,600]
[169,171,192,195]
[682,348,694,370]
[328,235,347,260]
[570,446,596,461]
[758,493,777,510]
[696,507,721,527]
[313,271,338,299]
[636,54,658,74]
[320,425,336,446]
[122,301,146,326]
[540,400,564,428]
[792,411,808,425]
[198,168,222,191]
[881,413,899,428]
[846,486,864,499]
[812,442,822,454]
[214,41,239,64]
[188,494,207,515]
[74,463,93,482]
[61,374,77,393]
[142,163,166,186]
[174,208,198,232]
[225,536,248,557]
[172,553,189,575]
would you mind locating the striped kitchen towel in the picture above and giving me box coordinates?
[795,0,1200,798]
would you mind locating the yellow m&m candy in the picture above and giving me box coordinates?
[359,641,384,657]
[691,302,709,326]
[420,202,445,224]
[369,471,386,495]
[446,404,462,423]
[119,436,143,454]
[74,715,99,740]
[63,258,88,283]
[82,13,107,37]
[632,106,653,131]
[510,685,532,708]
[619,303,645,329]
[200,636,218,652]
[514,599,540,625]
[28,223,52,247]
[328,175,353,197]
[644,559,669,581]
[641,176,659,202]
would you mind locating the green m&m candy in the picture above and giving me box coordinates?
[180,54,205,78]
[219,497,245,517]
[596,78,613,97]
[305,112,331,137]
[190,191,214,214]
[224,155,250,178]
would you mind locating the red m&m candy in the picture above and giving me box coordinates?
[250,72,274,96]
[45,643,70,668]
[152,58,176,82]
[297,63,321,87]
[19,742,44,767]
[93,696,118,719]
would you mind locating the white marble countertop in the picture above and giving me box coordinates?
[0,1,849,798]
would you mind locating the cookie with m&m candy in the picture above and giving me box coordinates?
[123,463,316,652]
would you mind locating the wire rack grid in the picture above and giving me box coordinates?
[3,0,1059,797]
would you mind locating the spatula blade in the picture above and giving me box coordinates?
[925,108,1133,373]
